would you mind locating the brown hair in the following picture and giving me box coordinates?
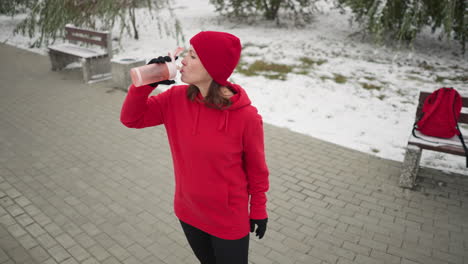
[187,81,233,110]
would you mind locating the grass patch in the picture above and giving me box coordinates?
[320,74,348,84]
[249,61,292,73]
[236,60,292,80]
[366,57,386,64]
[360,82,382,91]
[242,42,268,50]
[436,75,468,83]
[333,74,347,84]
[295,69,310,75]
[400,100,414,104]
[293,57,327,76]
[406,75,430,83]
[243,52,261,57]
[407,70,422,75]
[363,76,377,81]
[396,89,406,96]
[418,61,434,71]
[299,57,327,66]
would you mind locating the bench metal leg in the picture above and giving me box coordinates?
[49,50,75,71]
[93,56,111,74]
[82,58,91,83]
[399,145,422,189]
[82,56,111,83]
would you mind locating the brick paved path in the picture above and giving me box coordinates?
[0,43,467,264]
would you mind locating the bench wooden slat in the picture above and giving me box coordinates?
[49,44,107,59]
[65,25,108,39]
[419,91,468,105]
[459,113,468,124]
[408,142,465,156]
[410,130,462,145]
[408,130,464,156]
[65,33,107,47]
[419,91,468,106]
[64,25,109,48]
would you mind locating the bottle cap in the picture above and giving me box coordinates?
[167,47,185,79]
[167,61,177,79]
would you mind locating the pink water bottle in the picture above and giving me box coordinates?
[130,47,184,87]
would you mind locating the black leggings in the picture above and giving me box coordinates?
[179,220,249,264]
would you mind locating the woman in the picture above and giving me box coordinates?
[120,31,269,264]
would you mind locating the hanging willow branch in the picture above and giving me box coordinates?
[209,0,318,24]
[338,0,468,54]
[9,0,184,48]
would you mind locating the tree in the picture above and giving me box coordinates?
[209,0,317,25]
[338,0,468,54]
[5,0,184,48]
[0,0,35,16]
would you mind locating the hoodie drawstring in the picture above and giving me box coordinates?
[218,110,229,133]
[193,104,230,135]
[192,103,200,135]
[190,83,249,135]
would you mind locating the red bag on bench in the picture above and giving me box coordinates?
[416,87,461,138]
[413,87,468,167]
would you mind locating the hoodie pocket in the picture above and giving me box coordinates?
[182,177,230,214]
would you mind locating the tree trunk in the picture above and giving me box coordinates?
[262,0,282,20]
[460,0,466,54]
[129,5,139,40]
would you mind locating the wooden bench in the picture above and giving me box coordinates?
[399,90,468,188]
[48,24,112,83]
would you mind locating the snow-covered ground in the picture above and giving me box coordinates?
[1,0,467,175]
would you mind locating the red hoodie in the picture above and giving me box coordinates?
[120,83,269,240]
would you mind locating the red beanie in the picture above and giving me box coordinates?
[190,31,242,86]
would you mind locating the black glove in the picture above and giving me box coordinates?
[146,56,178,87]
[250,218,268,239]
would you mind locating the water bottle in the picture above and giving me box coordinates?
[130,47,184,87]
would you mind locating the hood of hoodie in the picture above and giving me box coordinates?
[192,82,251,135]
[224,82,252,110]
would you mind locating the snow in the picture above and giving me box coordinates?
[1,0,467,175]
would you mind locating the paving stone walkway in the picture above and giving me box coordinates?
[0,43,467,264]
